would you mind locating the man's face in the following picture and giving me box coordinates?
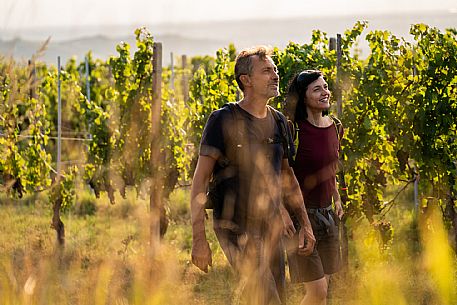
[247,55,280,99]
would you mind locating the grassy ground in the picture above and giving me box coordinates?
[0,186,456,305]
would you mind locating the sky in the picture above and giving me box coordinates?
[1,0,456,64]
[1,0,456,30]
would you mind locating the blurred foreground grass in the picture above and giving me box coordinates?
[0,187,456,305]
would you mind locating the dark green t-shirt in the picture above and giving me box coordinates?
[200,103,294,233]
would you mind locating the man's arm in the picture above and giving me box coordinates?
[279,201,296,238]
[190,155,216,272]
[281,159,315,255]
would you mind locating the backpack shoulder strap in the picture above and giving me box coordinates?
[267,105,295,166]
[330,115,343,144]
[214,103,240,168]
[288,120,298,142]
[223,102,238,117]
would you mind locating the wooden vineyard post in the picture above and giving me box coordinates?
[149,42,163,257]
[336,34,343,118]
[181,54,189,103]
[329,37,336,53]
[51,56,65,248]
[331,35,348,269]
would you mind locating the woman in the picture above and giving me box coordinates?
[284,70,344,305]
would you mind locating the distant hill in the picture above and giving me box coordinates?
[0,34,226,66]
[1,11,455,66]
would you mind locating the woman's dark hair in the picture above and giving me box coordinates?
[285,70,328,122]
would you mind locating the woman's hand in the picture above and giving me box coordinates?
[334,199,344,220]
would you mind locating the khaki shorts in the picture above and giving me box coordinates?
[285,208,341,283]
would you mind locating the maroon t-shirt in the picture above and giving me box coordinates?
[292,119,341,208]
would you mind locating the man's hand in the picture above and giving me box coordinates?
[191,238,213,273]
[279,204,296,238]
[297,226,316,256]
[190,155,216,273]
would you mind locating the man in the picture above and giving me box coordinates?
[190,45,315,305]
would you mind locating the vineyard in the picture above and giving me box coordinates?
[1,22,456,304]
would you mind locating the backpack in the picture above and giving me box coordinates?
[205,103,294,209]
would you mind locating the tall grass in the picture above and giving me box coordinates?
[0,188,456,304]
[326,201,457,305]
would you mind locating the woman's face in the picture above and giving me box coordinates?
[304,76,331,112]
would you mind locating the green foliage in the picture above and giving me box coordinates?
[264,21,455,242]
[0,59,52,198]
[106,27,156,198]
[188,44,238,167]
[81,27,193,203]
[73,193,97,216]
[1,23,456,245]
[274,28,337,102]
[161,67,192,188]
[409,25,457,196]
[49,167,77,212]
[342,23,457,238]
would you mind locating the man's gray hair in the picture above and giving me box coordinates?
[235,45,274,91]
